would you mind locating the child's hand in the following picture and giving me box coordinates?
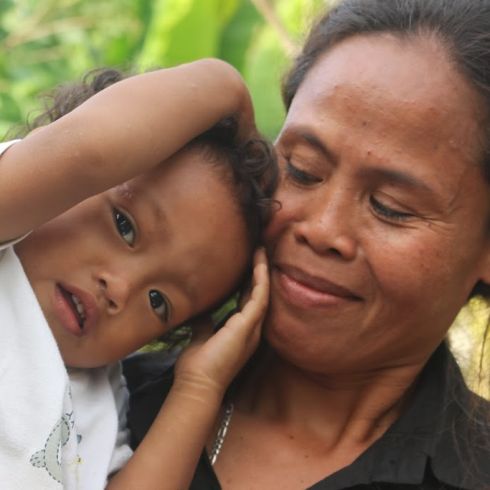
[174,248,269,397]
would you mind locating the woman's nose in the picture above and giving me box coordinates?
[96,271,132,314]
[294,194,358,261]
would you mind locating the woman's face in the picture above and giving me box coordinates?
[265,34,490,375]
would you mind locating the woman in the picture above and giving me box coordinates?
[126,0,490,488]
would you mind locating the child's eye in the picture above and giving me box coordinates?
[113,208,136,246]
[149,289,172,323]
[370,196,413,222]
[285,160,322,186]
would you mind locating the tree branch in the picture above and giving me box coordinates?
[249,0,298,56]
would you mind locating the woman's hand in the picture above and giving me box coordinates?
[174,248,269,397]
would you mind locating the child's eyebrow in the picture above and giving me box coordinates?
[115,182,136,201]
[115,182,166,227]
[146,194,167,225]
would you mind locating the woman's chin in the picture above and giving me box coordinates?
[263,306,347,372]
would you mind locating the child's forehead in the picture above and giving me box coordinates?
[112,159,239,223]
[114,181,136,200]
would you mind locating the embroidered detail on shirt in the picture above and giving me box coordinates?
[30,411,75,483]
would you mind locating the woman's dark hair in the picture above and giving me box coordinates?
[283,0,490,300]
[27,68,278,250]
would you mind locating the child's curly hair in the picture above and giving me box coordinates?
[27,67,278,250]
[26,68,279,349]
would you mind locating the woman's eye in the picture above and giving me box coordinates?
[148,289,172,323]
[113,208,136,246]
[370,196,413,222]
[285,160,322,186]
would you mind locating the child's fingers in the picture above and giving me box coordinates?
[174,316,215,374]
[238,247,267,309]
[188,316,214,344]
[238,247,268,306]
[219,248,269,342]
[180,316,214,361]
[176,250,269,388]
[241,248,269,323]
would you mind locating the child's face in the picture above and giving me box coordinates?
[15,148,250,368]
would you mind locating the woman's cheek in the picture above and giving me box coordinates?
[369,234,448,305]
[265,183,308,243]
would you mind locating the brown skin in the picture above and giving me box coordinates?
[0,59,253,242]
[211,35,490,490]
[15,148,250,368]
[1,59,270,489]
[108,249,269,490]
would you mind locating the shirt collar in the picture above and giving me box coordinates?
[309,343,490,490]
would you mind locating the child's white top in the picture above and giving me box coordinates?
[0,140,132,489]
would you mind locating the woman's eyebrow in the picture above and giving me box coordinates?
[359,166,433,193]
[282,125,339,164]
[301,131,338,165]
[283,127,435,195]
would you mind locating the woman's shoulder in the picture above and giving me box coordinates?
[402,343,490,489]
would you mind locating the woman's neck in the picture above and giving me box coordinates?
[234,346,427,450]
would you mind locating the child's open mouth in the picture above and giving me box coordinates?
[60,287,87,328]
[53,283,97,336]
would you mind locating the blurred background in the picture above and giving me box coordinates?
[0,0,330,138]
[0,0,488,396]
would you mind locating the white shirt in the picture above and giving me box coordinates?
[0,140,132,489]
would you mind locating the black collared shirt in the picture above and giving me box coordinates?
[124,343,490,489]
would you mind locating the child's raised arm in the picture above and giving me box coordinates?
[106,248,269,490]
[0,59,254,242]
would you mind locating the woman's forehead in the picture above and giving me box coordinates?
[284,33,485,165]
[294,34,478,114]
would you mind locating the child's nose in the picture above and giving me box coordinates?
[97,272,131,314]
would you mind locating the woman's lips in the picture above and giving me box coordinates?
[274,264,362,309]
[53,283,98,337]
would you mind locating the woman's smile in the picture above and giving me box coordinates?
[273,263,362,309]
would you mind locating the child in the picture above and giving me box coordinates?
[0,59,276,489]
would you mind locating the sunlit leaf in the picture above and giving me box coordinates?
[219,1,262,72]
[243,25,287,138]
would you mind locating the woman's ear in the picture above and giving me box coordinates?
[479,239,490,285]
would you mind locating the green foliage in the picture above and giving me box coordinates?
[0,0,327,138]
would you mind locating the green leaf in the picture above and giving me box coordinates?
[0,93,23,138]
[243,26,287,139]
[219,1,262,72]
[138,0,230,68]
